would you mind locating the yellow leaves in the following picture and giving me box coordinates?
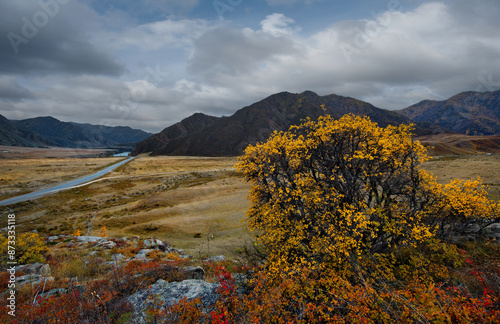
[0,232,47,264]
[237,112,498,284]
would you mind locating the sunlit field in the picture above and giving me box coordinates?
[1,153,498,258]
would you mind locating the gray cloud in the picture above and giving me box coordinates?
[2,0,500,133]
[0,76,34,102]
[188,26,303,79]
[186,1,500,110]
[0,1,125,76]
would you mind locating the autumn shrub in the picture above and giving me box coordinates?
[0,232,47,264]
[237,114,499,280]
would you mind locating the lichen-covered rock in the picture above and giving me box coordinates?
[16,263,51,276]
[97,240,117,249]
[485,223,500,239]
[76,236,104,243]
[127,279,219,324]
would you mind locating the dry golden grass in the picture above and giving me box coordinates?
[1,153,498,259]
[0,155,249,258]
[0,145,113,159]
[422,154,500,199]
[0,157,124,199]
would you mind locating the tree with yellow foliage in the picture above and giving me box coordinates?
[237,114,499,278]
[0,232,47,264]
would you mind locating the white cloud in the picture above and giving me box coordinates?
[260,13,301,37]
[109,18,217,51]
[266,0,324,6]
[3,0,500,133]
[187,1,500,110]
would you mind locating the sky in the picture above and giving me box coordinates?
[1,0,499,133]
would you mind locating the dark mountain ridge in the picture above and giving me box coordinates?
[0,115,54,147]
[0,115,152,149]
[133,91,428,157]
[398,90,500,135]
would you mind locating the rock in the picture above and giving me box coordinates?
[112,253,126,263]
[77,236,104,243]
[97,240,117,249]
[17,275,54,287]
[107,253,129,267]
[485,223,500,239]
[143,238,164,249]
[132,249,153,262]
[463,224,481,234]
[127,279,219,324]
[41,288,67,298]
[205,255,226,263]
[183,266,205,280]
[16,263,51,276]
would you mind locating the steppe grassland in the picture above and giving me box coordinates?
[423,154,500,199]
[0,156,124,199]
[1,154,499,258]
[1,155,251,258]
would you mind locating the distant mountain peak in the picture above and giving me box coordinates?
[0,115,152,149]
[398,90,500,136]
[133,91,416,157]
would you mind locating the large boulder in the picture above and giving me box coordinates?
[127,279,219,323]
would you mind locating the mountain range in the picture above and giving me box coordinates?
[0,115,152,149]
[132,90,454,157]
[2,89,499,156]
[399,90,500,135]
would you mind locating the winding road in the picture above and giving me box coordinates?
[0,157,135,207]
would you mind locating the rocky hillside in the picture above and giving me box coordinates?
[398,90,500,135]
[133,91,427,157]
[0,114,53,147]
[132,113,220,156]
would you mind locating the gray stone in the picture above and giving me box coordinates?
[41,288,67,298]
[143,238,164,249]
[16,274,54,287]
[127,279,219,324]
[77,236,104,243]
[205,255,226,262]
[97,240,117,249]
[485,223,500,239]
[132,249,153,262]
[16,263,51,276]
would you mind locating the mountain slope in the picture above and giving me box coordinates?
[14,116,98,148]
[71,123,152,145]
[398,90,500,135]
[8,116,152,148]
[0,114,54,147]
[132,113,221,155]
[134,91,424,157]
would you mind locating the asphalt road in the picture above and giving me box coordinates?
[0,156,135,207]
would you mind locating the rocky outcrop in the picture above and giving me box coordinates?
[127,279,219,324]
[15,263,53,287]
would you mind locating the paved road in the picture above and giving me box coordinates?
[0,157,135,207]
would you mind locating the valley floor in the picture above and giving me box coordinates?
[1,153,499,257]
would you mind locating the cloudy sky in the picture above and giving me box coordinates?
[1,0,499,133]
